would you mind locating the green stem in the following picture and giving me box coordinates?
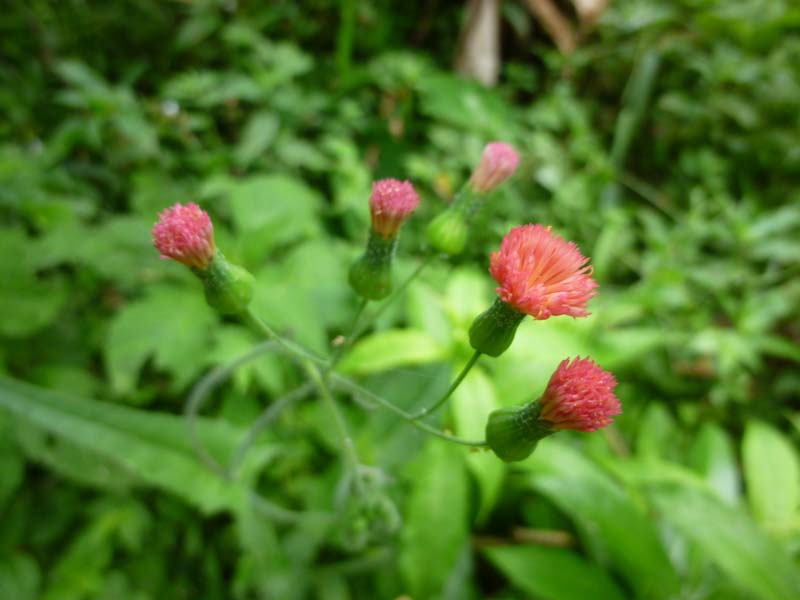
[351,254,433,341]
[412,350,482,419]
[305,362,366,498]
[242,308,327,366]
[184,340,316,525]
[327,296,369,370]
[185,340,280,477]
[330,374,487,448]
[241,307,486,448]
[228,381,314,476]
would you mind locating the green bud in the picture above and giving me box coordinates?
[426,185,487,255]
[469,298,525,357]
[426,208,468,255]
[348,230,397,300]
[485,400,552,462]
[195,251,255,315]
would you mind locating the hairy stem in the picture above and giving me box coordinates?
[412,350,482,419]
[331,374,487,448]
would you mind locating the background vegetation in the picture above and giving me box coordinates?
[1,0,799,598]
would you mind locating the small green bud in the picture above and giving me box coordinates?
[469,298,525,357]
[348,230,397,300]
[485,401,552,462]
[426,208,469,255]
[196,251,255,315]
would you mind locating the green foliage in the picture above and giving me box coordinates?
[1,0,799,598]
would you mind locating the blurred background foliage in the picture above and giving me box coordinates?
[1,0,799,598]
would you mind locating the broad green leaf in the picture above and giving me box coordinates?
[451,368,505,523]
[229,174,322,263]
[400,440,469,599]
[650,483,800,600]
[688,422,741,505]
[105,285,217,396]
[485,545,626,600]
[524,440,680,598]
[338,329,445,375]
[235,111,280,167]
[0,229,67,338]
[0,377,250,514]
[0,554,39,600]
[743,421,800,530]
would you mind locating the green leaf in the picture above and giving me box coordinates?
[0,377,251,514]
[105,285,217,396]
[484,545,626,600]
[650,483,800,600]
[743,421,800,530]
[523,440,680,598]
[229,174,322,263]
[451,367,505,523]
[400,440,469,599]
[0,554,39,600]
[688,422,741,505]
[235,111,280,168]
[0,229,67,338]
[338,329,445,375]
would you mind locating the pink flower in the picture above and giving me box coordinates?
[369,179,420,239]
[489,224,597,319]
[152,202,216,269]
[469,142,520,193]
[540,357,621,432]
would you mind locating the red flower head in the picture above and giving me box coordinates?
[469,142,520,193]
[152,202,216,269]
[489,224,597,319]
[369,179,420,239]
[539,357,620,432]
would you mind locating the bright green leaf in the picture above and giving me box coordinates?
[338,329,445,375]
[743,421,800,530]
[485,545,626,600]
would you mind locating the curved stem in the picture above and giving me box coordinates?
[184,340,316,524]
[412,350,482,420]
[330,374,487,448]
[228,381,315,476]
[185,340,280,476]
[242,309,327,366]
[327,296,369,370]
[305,362,367,498]
[351,255,433,341]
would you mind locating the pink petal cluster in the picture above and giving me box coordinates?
[152,202,216,269]
[369,179,420,238]
[489,224,597,319]
[540,357,621,432]
[469,142,520,193]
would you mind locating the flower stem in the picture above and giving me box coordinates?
[305,361,366,498]
[327,296,370,370]
[241,307,486,448]
[242,308,327,365]
[411,350,482,419]
[228,381,314,476]
[350,254,433,341]
[330,374,487,448]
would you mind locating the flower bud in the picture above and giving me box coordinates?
[198,252,255,315]
[468,142,520,193]
[348,230,397,300]
[350,180,418,300]
[485,402,551,462]
[486,357,621,462]
[369,179,420,239]
[468,298,525,357]
[152,202,216,269]
[426,206,469,255]
[152,203,254,315]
